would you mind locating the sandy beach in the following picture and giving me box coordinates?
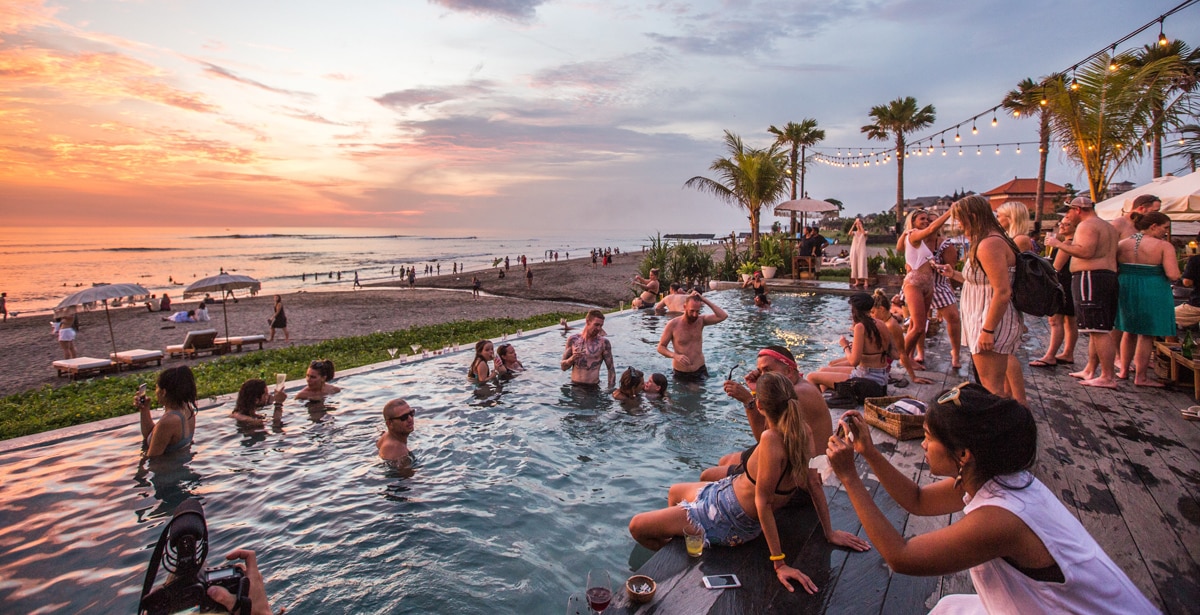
[0,251,648,396]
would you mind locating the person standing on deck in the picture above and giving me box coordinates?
[657,291,728,382]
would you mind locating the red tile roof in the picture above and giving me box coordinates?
[982,178,1068,196]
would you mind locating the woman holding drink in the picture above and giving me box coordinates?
[230,378,287,426]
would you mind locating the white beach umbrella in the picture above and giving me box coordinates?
[56,283,151,356]
[183,273,261,340]
[774,198,839,230]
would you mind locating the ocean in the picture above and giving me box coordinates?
[0,227,656,316]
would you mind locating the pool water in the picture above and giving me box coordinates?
[0,290,848,614]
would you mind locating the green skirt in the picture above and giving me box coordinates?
[1115,264,1175,337]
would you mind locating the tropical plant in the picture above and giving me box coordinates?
[768,119,825,233]
[1169,123,1200,172]
[882,248,907,275]
[667,242,715,288]
[867,254,885,276]
[758,234,785,268]
[861,96,936,225]
[716,245,744,281]
[685,131,789,258]
[737,260,759,275]
[1003,76,1056,231]
[1130,39,1200,177]
[638,233,672,284]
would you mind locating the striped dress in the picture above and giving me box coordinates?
[960,259,1023,355]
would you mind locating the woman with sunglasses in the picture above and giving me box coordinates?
[826,383,1155,613]
[296,359,340,400]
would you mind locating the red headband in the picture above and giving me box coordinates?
[758,348,796,371]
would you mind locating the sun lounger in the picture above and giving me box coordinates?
[215,334,267,352]
[110,348,165,370]
[53,357,117,380]
[165,329,222,359]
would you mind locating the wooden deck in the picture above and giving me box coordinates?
[609,317,1200,614]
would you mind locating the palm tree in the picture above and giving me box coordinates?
[1168,123,1200,173]
[861,97,936,226]
[768,119,825,234]
[1130,39,1200,177]
[1046,50,1187,200]
[685,131,788,258]
[1002,77,1055,232]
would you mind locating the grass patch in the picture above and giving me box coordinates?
[0,311,583,441]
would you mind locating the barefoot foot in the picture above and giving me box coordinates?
[1133,378,1165,388]
[1080,377,1118,389]
[1069,369,1094,380]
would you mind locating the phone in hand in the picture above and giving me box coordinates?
[702,574,741,589]
[836,419,855,443]
[136,383,148,404]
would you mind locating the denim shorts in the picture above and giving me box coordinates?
[850,365,888,387]
[679,476,761,547]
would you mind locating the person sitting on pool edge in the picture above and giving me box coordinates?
[629,372,854,593]
[295,359,341,400]
[631,268,660,309]
[230,378,287,427]
[826,383,1157,613]
[135,366,198,457]
[377,399,415,463]
[561,310,616,389]
[613,367,645,401]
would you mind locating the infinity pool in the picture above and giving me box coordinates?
[0,290,847,614]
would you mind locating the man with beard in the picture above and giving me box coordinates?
[376,399,415,463]
[656,291,728,381]
[561,310,616,388]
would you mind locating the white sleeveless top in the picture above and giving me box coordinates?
[904,233,934,270]
[954,473,1159,614]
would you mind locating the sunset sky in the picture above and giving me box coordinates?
[1,0,1196,233]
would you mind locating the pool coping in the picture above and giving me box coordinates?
[0,314,595,455]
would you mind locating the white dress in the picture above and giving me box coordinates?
[849,229,868,279]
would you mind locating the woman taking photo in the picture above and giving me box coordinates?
[629,371,852,594]
[897,208,952,366]
[136,366,198,457]
[935,196,1023,403]
[493,343,524,376]
[849,217,869,288]
[468,340,495,381]
[1115,212,1180,386]
[826,384,1156,613]
[807,293,896,391]
[296,359,340,400]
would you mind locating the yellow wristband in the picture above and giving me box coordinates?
[769,553,786,561]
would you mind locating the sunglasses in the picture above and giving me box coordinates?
[937,382,970,407]
[388,411,415,422]
[727,361,744,381]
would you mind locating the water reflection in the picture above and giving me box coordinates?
[133,452,204,522]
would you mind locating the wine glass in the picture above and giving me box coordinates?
[386,348,398,363]
[565,593,587,615]
[585,569,611,614]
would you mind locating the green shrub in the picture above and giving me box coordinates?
[667,241,714,287]
[867,254,885,275]
[883,248,907,274]
[758,234,785,268]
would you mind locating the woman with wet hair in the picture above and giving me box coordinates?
[870,290,932,385]
[135,366,198,457]
[613,367,645,400]
[231,378,287,426]
[493,343,524,377]
[827,384,1155,613]
[468,340,494,381]
[643,372,669,397]
[296,359,340,400]
[807,293,896,391]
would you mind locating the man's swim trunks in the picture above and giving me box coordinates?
[673,365,709,382]
[1072,270,1119,332]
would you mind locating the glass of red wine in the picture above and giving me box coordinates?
[585,569,612,614]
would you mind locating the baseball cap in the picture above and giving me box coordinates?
[1057,196,1094,213]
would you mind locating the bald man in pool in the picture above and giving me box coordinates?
[656,291,728,381]
[377,399,414,462]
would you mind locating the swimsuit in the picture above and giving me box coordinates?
[1072,270,1119,333]
[903,234,936,292]
[162,407,195,453]
[673,365,709,381]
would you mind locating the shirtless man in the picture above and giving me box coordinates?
[1111,193,1162,239]
[656,291,728,381]
[699,346,871,553]
[631,269,661,309]
[1046,196,1122,389]
[653,283,688,314]
[561,309,616,388]
[376,399,414,462]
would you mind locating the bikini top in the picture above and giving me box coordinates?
[746,458,797,496]
[162,407,195,453]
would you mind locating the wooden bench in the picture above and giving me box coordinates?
[215,334,266,352]
[110,349,164,370]
[53,357,117,380]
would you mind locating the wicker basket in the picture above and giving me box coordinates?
[864,396,925,441]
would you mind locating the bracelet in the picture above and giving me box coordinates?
[982,328,995,334]
[769,553,786,561]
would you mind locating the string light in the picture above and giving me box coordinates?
[995,145,1001,155]
[991,111,998,127]
[972,120,978,135]
[1016,145,1021,154]
[1013,109,1021,118]
[1109,45,1119,71]
[955,128,961,142]
[958,147,963,156]
[1159,18,1169,46]
[976,146,981,155]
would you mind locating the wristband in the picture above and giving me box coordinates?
[769,553,786,561]
[982,328,995,334]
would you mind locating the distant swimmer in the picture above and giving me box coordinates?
[561,310,615,388]
[631,269,660,309]
[657,291,728,381]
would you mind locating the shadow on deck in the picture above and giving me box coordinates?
[609,316,1200,614]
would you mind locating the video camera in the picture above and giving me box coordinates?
[138,499,251,615]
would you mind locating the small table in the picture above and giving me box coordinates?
[1167,346,1200,401]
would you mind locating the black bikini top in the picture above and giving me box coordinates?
[746,459,797,496]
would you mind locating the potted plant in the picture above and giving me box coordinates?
[877,248,907,287]
[737,260,758,283]
[758,235,784,279]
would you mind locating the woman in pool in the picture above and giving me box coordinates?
[826,384,1156,613]
[629,371,821,594]
[643,372,669,397]
[613,367,645,400]
[807,293,896,391]
[493,343,524,376]
[468,340,495,381]
[295,359,340,400]
[230,378,287,426]
[135,366,198,457]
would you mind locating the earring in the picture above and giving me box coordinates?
[953,463,964,490]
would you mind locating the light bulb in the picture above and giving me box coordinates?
[972,122,978,135]
[995,146,1000,155]
[976,146,981,155]
[1016,145,1021,154]
[1013,110,1021,118]
[955,130,961,142]
[1071,79,1079,91]
[958,147,963,156]
[991,115,998,127]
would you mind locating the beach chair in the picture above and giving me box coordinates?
[53,357,116,380]
[165,329,221,359]
[215,334,267,353]
[110,348,165,370]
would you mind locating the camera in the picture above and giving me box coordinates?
[138,499,251,615]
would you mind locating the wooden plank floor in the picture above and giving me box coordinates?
[612,316,1200,614]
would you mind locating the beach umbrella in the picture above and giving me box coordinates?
[774,198,839,230]
[183,273,261,340]
[55,283,150,356]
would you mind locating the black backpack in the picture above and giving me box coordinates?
[1010,249,1065,317]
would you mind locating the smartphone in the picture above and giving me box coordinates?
[702,574,741,589]
[138,383,148,394]
[836,420,856,443]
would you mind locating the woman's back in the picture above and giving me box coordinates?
[1117,234,1170,267]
